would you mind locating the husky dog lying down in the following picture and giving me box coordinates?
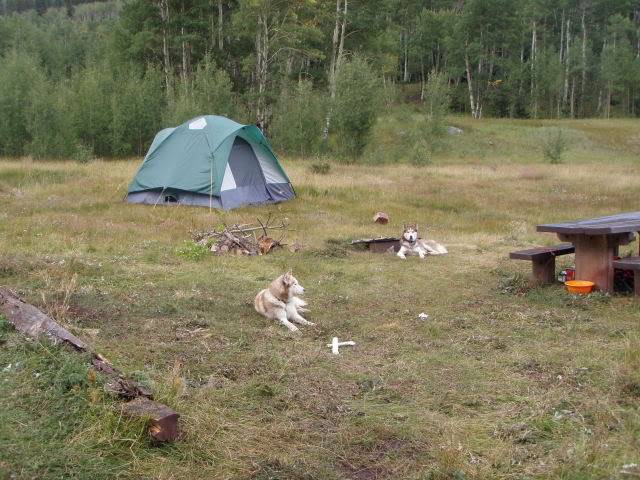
[397,223,448,259]
[254,271,314,332]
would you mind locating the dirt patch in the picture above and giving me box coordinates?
[339,438,406,480]
[67,300,121,324]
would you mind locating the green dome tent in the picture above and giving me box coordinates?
[126,115,294,210]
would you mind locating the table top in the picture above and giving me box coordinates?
[537,211,640,235]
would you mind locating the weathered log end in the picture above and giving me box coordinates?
[122,397,180,442]
[373,212,389,224]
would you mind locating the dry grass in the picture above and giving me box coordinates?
[1,118,640,479]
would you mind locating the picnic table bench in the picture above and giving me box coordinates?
[612,256,640,296]
[509,243,575,284]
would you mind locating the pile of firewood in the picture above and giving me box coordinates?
[191,215,291,256]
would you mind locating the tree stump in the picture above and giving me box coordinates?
[121,397,180,442]
[373,212,389,224]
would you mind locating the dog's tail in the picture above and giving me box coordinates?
[423,240,448,255]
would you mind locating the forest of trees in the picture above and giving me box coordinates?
[0,0,639,160]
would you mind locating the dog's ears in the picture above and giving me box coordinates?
[283,270,293,285]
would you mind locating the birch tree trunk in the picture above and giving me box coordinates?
[403,30,409,82]
[563,18,570,107]
[464,52,479,119]
[570,76,576,117]
[327,0,341,96]
[530,20,538,118]
[557,10,564,118]
[181,26,191,88]
[337,0,346,73]
[323,0,346,140]
[158,0,171,97]
[580,8,587,115]
[179,0,191,89]
[218,0,223,51]
[420,58,425,102]
[255,11,269,131]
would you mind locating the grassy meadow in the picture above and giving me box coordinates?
[1,118,640,479]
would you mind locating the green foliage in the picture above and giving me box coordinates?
[423,70,451,132]
[72,142,94,164]
[69,64,118,158]
[542,128,569,164]
[0,51,42,156]
[0,335,148,478]
[111,67,164,156]
[494,268,531,295]
[332,56,383,159]
[54,355,90,394]
[176,240,208,261]
[408,71,451,165]
[270,80,326,157]
[26,78,78,159]
[0,0,639,160]
[163,55,234,125]
[0,315,9,344]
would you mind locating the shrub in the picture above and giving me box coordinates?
[423,69,450,131]
[0,315,10,344]
[542,128,569,164]
[163,55,234,126]
[0,51,42,156]
[68,64,116,158]
[72,143,94,163]
[176,241,208,261]
[271,80,326,157]
[331,55,383,159]
[408,70,451,165]
[409,137,433,166]
[309,162,331,174]
[111,66,164,156]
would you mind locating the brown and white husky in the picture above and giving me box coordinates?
[397,223,448,259]
[254,271,314,332]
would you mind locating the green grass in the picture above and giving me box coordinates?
[1,118,640,479]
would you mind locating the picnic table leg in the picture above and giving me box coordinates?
[572,235,615,293]
[532,256,556,284]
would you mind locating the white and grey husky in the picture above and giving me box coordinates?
[254,271,314,332]
[397,223,448,259]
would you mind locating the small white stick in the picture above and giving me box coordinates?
[327,337,356,355]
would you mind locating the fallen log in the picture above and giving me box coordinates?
[0,287,179,441]
[0,287,88,351]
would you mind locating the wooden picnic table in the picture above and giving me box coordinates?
[537,211,640,292]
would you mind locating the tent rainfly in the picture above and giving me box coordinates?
[126,115,294,210]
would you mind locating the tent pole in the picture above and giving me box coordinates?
[153,187,167,209]
[209,154,214,212]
